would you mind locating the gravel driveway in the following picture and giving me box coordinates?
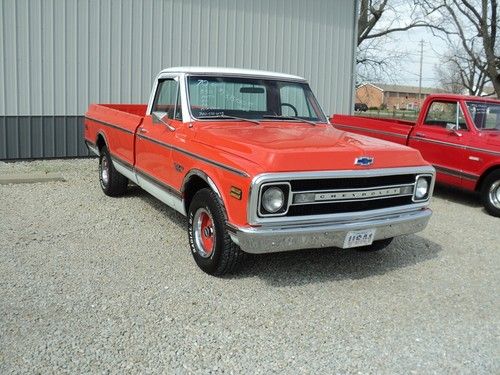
[1,159,498,374]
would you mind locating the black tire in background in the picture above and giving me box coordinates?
[480,170,500,217]
[188,188,246,275]
[99,146,128,197]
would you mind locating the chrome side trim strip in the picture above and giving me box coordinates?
[110,155,185,214]
[85,116,135,134]
[410,136,500,156]
[334,123,409,139]
[112,158,139,184]
[134,166,183,199]
[137,133,249,177]
[433,165,478,181]
[136,174,186,215]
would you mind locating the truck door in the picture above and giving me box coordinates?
[408,100,469,187]
[135,77,183,193]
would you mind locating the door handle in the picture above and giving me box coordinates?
[415,132,425,138]
[139,127,148,134]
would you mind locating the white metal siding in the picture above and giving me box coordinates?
[0,0,356,116]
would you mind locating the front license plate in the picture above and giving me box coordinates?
[343,229,376,248]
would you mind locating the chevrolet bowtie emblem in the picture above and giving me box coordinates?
[355,156,374,166]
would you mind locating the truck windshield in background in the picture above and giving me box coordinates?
[186,76,327,123]
[466,101,500,131]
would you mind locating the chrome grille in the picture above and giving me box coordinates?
[248,167,436,225]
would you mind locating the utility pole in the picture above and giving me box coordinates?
[418,40,424,108]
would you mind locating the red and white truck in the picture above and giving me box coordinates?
[85,67,436,275]
[332,94,500,217]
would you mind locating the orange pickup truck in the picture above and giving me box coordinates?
[85,67,435,275]
[331,94,500,217]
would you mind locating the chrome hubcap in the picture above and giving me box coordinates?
[489,180,500,209]
[193,208,215,258]
[100,155,110,186]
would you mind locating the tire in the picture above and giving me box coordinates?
[480,170,500,217]
[99,146,128,197]
[355,237,393,252]
[188,188,246,276]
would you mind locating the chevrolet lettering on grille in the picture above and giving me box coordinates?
[315,187,402,201]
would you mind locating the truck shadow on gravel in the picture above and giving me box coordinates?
[127,186,442,286]
[432,184,482,208]
[233,236,442,286]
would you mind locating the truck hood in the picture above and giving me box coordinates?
[193,122,427,172]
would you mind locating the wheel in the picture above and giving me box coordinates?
[99,146,128,197]
[188,188,246,275]
[481,170,500,217]
[355,237,393,252]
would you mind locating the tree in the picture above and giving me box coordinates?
[436,44,491,95]
[419,0,500,98]
[356,1,445,82]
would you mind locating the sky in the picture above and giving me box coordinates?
[394,27,448,88]
[364,2,451,88]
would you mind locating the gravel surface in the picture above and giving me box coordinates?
[0,159,498,374]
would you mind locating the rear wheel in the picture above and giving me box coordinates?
[481,170,500,217]
[99,146,128,197]
[356,237,393,252]
[188,188,246,275]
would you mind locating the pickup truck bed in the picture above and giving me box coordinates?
[333,114,414,145]
[85,104,147,167]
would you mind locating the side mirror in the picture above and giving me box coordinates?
[152,111,176,131]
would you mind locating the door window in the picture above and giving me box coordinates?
[153,79,182,120]
[424,101,467,130]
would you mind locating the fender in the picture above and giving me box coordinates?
[182,169,231,220]
[182,169,223,199]
[96,130,109,153]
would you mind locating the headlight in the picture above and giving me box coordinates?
[414,177,429,200]
[262,187,285,213]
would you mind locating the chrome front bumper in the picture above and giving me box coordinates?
[228,208,431,254]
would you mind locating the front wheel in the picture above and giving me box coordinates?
[481,170,500,217]
[188,188,246,275]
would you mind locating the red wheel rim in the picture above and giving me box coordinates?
[193,208,215,258]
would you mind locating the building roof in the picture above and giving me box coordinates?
[160,66,306,81]
[358,83,444,95]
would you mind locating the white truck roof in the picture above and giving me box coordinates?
[159,66,306,81]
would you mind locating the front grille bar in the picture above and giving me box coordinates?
[291,183,415,205]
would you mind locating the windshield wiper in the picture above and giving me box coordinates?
[262,115,317,126]
[197,115,260,125]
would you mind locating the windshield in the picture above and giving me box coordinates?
[465,101,500,131]
[187,75,327,123]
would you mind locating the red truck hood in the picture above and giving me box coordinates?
[193,122,427,172]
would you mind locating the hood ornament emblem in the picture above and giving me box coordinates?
[355,156,374,166]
